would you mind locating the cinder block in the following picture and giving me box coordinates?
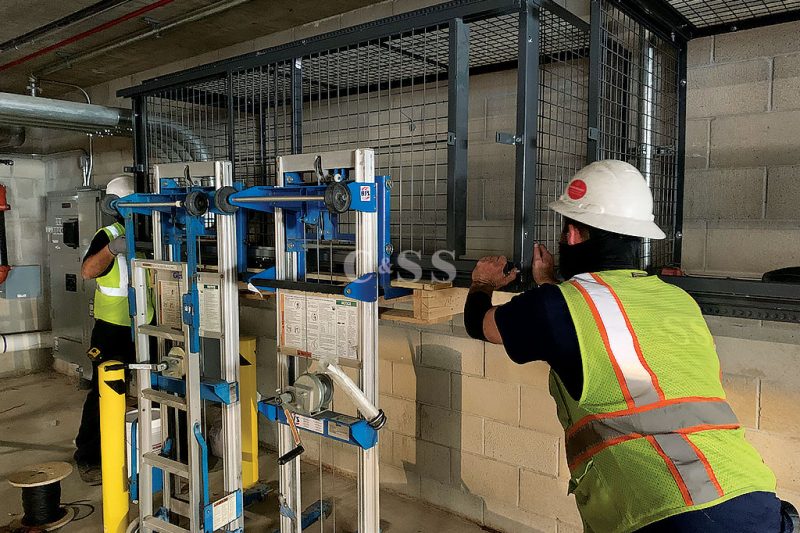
[716,335,800,388]
[685,119,710,170]
[419,332,484,376]
[714,20,800,62]
[380,394,418,437]
[710,111,800,168]
[483,498,558,533]
[519,469,581,526]
[680,219,707,274]
[380,325,420,363]
[452,374,519,425]
[520,385,564,437]
[683,167,765,220]
[467,178,484,220]
[687,60,770,118]
[721,373,758,429]
[452,451,519,505]
[745,429,800,491]
[761,380,800,436]
[484,420,560,475]
[774,53,800,111]
[419,404,483,454]
[703,222,800,277]
[392,362,451,407]
[485,343,551,388]
[687,36,713,67]
[380,358,392,395]
[766,165,800,219]
[483,178,517,221]
[379,429,393,465]
[420,478,484,524]
[381,463,422,499]
[394,436,451,484]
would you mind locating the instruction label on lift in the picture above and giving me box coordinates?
[158,280,182,329]
[198,280,221,336]
[280,292,358,360]
[211,492,238,531]
[293,413,324,434]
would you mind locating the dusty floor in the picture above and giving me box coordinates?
[0,371,487,533]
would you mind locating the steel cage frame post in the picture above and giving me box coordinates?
[674,42,688,266]
[513,0,541,286]
[447,17,469,258]
[586,0,602,163]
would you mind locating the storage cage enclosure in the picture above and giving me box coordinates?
[120,0,688,284]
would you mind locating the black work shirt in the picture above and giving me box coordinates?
[83,230,113,278]
[493,283,583,399]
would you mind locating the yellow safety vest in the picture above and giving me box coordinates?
[93,222,153,327]
[551,270,776,533]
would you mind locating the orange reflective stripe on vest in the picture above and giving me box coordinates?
[568,273,732,506]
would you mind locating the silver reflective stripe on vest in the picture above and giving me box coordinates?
[566,399,739,464]
[652,433,721,505]
[572,273,661,407]
[106,223,122,239]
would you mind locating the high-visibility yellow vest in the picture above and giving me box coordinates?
[93,222,153,327]
[551,270,776,533]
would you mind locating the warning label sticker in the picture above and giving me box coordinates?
[294,413,324,434]
[212,492,237,530]
[280,292,358,360]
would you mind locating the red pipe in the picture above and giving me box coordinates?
[0,0,176,73]
[0,185,10,285]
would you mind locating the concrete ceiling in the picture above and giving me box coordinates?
[0,0,381,95]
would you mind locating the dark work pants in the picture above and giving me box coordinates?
[74,319,136,466]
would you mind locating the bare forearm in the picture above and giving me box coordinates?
[82,247,115,279]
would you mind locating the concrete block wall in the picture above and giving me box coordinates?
[683,21,800,278]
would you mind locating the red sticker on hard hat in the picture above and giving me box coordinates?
[567,179,587,200]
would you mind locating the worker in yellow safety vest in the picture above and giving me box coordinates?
[74,175,153,484]
[464,160,797,532]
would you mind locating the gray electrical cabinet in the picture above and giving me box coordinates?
[46,188,110,379]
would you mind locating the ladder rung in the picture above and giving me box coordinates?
[142,452,189,478]
[141,516,191,533]
[138,324,185,341]
[142,388,187,410]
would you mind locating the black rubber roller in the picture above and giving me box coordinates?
[324,182,351,214]
[214,185,238,214]
[184,190,209,216]
[100,194,120,217]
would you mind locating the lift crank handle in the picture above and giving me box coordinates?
[278,406,305,465]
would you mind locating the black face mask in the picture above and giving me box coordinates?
[558,235,640,280]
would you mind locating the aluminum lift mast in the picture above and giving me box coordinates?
[220,148,407,533]
[116,161,245,533]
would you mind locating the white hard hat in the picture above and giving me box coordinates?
[105,175,134,199]
[548,160,666,240]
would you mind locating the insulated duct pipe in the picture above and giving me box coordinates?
[316,359,386,429]
[0,184,10,285]
[0,92,132,135]
[1,331,53,354]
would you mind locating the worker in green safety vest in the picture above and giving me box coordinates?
[464,160,797,532]
[74,175,153,484]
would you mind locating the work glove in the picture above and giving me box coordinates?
[108,236,127,256]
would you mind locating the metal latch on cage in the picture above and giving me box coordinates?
[495,132,522,145]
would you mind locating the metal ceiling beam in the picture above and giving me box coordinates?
[605,0,696,42]
[0,0,133,53]
[690,9,800,37]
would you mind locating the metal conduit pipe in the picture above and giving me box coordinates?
[0,92,132,135]
[1,331,53,354]
[149,117,211,161]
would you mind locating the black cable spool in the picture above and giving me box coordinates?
[21,483,64,526]
[8,462,75,530]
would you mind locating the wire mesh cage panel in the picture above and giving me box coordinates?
[299,24,450,255]
[597,0,681,269]
[535,5,590,258]
[668,0,800,28]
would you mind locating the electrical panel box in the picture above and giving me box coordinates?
[0,265,41,299]
[46,187,109,379]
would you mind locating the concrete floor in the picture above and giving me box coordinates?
[0,371,487,533]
